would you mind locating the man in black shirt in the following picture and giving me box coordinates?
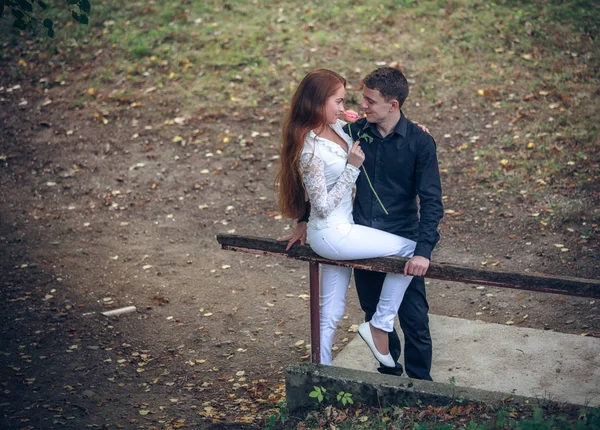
[281,67,443,380]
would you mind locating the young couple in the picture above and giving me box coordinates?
[277,67,443,380]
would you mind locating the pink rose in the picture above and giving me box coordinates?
[343,109,360,123]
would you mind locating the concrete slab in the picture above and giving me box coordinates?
[333,315,600,407]
[285,363,536,415]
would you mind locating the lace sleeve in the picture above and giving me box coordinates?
[300,153,360,218]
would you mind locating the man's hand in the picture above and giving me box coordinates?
[404,256,430,277]
[277,222,308,251]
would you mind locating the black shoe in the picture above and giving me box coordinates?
[377,363,403,376]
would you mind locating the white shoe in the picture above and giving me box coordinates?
[358,322,395,368]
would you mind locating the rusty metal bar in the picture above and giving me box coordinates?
[309,261,320,364]
[217,234,600,299]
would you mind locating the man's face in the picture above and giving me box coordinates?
[360,86,395,123]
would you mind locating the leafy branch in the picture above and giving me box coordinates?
[1,0,91,38]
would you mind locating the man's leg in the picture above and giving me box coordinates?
[398,276,432,380]
[354,269,403,376]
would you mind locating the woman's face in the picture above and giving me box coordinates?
[324,85,346,125]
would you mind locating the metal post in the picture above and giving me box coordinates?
[309,261,320,364]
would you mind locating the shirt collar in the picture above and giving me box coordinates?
[362,112,408,139]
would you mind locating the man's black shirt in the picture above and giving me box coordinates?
[345,114,443,259]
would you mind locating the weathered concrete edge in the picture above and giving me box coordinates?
[285,363,563,414]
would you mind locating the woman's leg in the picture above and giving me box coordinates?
[370,272,412,333]
[308,224,415,261]
[319,264,352,365]
[308,224,415,363]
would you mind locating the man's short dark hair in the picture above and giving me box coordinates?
[363,67,409,107]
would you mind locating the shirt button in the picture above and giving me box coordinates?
[373,217,379,222]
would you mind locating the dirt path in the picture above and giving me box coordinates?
[0,78,598,428]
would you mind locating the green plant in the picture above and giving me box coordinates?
[336,391,354,406]
[309,386,327,404]
[449,376,465,404]
[265,401,288,430]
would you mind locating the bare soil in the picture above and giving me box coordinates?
[0,73,598,429]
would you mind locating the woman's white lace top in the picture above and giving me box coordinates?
[300,119,360,230]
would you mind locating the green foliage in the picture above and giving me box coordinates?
[336,391,354,406]
[449,375,465,404]
[308,386,327,404]
[265,401,288,430]
[308,386,355,407]
[1,0,90,38]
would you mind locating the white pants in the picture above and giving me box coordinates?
[307,223,416,365]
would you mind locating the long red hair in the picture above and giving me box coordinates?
[276,69,346,219]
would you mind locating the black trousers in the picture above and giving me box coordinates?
[354,269,433,380]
